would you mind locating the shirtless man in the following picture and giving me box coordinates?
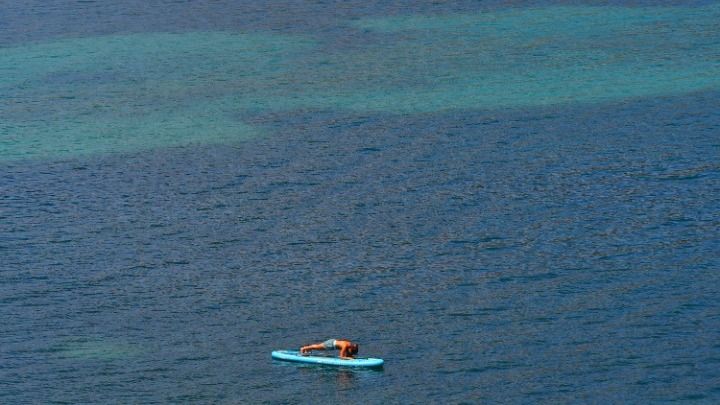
[300,339,359,359]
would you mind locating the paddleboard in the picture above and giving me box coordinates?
[271,350,384,368]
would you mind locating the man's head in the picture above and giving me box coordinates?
[349,343,359,356]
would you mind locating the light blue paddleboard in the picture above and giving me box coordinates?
[272,350,384,368]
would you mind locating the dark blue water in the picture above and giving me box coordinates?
[2,1,720,403]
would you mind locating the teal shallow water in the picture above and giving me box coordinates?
[1,32,308,160]
[2,3,719,161]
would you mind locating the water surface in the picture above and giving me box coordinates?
[2,1,719,403]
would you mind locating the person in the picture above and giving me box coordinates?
[300,339,359,359]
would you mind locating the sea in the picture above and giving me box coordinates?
[1,0,719,403]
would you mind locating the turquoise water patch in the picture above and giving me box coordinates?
[2,102,258,161]
[302,3,720,113]
[2,5,719,161]
[54,338,141,360]
[354,5,685,34]
[227,4,720,114]
[1,32,314,161]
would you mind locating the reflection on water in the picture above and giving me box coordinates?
[294,362,384,390]
[271,358,385,394]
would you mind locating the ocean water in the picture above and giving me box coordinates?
[1,1,719,403]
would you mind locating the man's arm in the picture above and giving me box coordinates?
[337,341,355,359]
